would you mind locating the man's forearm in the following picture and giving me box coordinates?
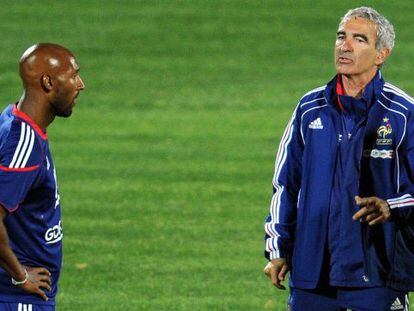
[0,219,26,281]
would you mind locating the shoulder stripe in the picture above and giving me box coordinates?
[300,85,326,100]
[381,92,409,111]
[384,83,414,105]
[300,96,325,108]
[9,123,27,168]
[8,123,36,169]
[383,87,414,106]
[14,126,34,168]
[20,128,35,168]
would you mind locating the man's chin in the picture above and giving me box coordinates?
[336,68,355,76]
[56,109,73,118]
[335,63,355,75]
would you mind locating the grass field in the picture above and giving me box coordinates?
[1,1,414,310]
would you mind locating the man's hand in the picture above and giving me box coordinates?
[353,195,391,226]
[20,266,51,301]
[263,258,290,290]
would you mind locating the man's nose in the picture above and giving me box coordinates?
[340,37,353,52]
[77,76,85,90]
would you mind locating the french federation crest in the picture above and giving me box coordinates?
[376,117,393,145]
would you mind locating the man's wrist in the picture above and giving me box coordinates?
[11,268,28,286]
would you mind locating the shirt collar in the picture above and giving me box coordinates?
[12,104,48,140]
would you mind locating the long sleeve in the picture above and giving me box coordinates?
[264,106,303,260]
[386,112,414,210]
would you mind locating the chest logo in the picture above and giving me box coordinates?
[376,117,393,145]
[309,117,323,129]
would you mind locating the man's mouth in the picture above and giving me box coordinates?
[72,93,79,105]
[338,56,353,64]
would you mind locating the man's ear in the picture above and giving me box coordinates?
[41,75,53,92]
[376,48,391,67]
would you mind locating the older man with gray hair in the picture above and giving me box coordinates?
[264,7,414,310]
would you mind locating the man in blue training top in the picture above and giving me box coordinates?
[0,44,84,310]
[264,7,414,310]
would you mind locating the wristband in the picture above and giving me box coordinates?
[11,269,28,285]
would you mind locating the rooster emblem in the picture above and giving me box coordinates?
[377,117,392,139]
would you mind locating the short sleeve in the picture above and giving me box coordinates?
[0,120,42,211]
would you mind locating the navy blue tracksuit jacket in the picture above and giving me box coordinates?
[265,71,414,291]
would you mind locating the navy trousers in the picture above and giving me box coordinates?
[289,286,409,311]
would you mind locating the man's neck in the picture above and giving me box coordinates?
[341,69,377,98]
[17,92,55,130]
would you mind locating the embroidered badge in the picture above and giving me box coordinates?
[376,117,393,145]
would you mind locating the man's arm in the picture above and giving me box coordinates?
[264,106,303,289]
[0,206,51,301]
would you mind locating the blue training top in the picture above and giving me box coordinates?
[265,71,414,291]
[0,104,62,305]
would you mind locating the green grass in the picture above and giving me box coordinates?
[0,0,413,309]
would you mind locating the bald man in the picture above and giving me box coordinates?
[0,43,84,310]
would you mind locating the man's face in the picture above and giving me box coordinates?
[51,56,85,118]
[334,17,385,77]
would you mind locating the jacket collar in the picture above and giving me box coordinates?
[324,70,385,110]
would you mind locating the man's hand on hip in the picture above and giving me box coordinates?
[263,258,290,290]
[353,195,391,226]
[20,266,51,301]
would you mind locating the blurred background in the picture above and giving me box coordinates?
[0,1,413,310]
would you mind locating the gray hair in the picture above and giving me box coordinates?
[340,7,395,51]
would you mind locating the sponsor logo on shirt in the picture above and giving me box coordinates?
[45,220,63,244]
[376,117,393,146]
[363,149,394,159]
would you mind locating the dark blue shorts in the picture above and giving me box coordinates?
[0,303,54,311]
[289,286,409,311]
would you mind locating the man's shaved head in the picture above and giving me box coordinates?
[19,43,77,87]
[18,43,84,120]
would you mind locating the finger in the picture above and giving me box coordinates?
[355,196,371,206]
[271,268,285,290]
[263,262,272,277]
[36,288,48,301]
[275,279,286,290]
[365,212,381,223]
[270,266,279,287]
[37,268,51,276]
[353,204,380,220]
[369,215,385,226]
[270,267,284,289]
[355,196,378,207]
[39,281,51,292]
[353,207,373,220]
[279,264,289,281]
[37,274,51,285]
[29,267,51,276]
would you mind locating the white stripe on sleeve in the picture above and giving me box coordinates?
[20,129,35,168]
[14,126,32,168]
[387,194,412,202]
[9,123,26,168]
